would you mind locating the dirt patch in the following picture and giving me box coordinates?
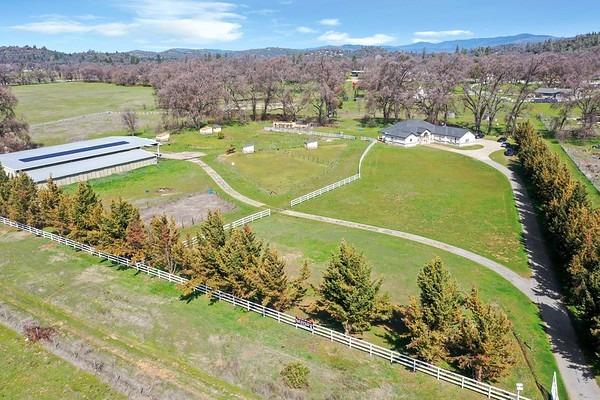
[562,142,600,192]
[138,192,235,228]
[0,230,30,243]
[156,187,175,194]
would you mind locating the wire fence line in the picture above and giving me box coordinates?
[0,215,529,400]
[263,126,357,140]
[182,209,271,247]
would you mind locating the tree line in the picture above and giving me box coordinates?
[515,122,600,351]
[0,169,516,382]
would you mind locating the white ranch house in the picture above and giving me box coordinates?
[380,120,476,147]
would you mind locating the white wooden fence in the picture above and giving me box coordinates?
[290,174,360,207]
[183,209,271,247]
[0,215,530,400]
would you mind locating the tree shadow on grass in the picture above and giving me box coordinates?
[376,307,411,352]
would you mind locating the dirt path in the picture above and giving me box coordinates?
[161,153,265,208]
[429,140,600,400]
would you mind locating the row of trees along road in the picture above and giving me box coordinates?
[515,122,600,352]
[0,169,516,382]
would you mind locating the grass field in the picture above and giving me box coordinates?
[0,227,492,400]
[13,82,155,124]
[64,159,256,225]
[295,145,528,275]
[148,123,369,207]
[251,213,565,400]
[0,323,124,400]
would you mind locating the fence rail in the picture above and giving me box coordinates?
[183,209,271,247]
[0,215,529,400]
[264,126,357,140]
[290,174,359,207]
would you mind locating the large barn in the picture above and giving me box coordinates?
[0,136,159,186]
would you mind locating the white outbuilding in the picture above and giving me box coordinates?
[305,140,318,150]
[242,144,255,154]
[199,125,222,135]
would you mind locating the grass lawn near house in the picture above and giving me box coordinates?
[13,82,155,124]
[0,227,490,400]
[0,323,125,400]
[490,149,516,168]
[295,145,529,276]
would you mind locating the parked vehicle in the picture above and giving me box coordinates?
[475,133,485,139]
[592,144,600,149]
[497,137,508,143]
[504,148,515,156]
[501,142,508,148]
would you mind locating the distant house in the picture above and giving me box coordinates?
[350,70,364,78]
[199,125,222,135]
[533,88,571,103]
[242,144,255,154]
[305,140,318,150]
[380,120,476,147]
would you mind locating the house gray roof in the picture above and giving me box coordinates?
[380,120,471,139]
[534,87,570,95]
[0,136,157,172]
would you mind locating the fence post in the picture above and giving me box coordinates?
[413,359,416,372]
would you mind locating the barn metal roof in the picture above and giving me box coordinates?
[25,149,157,183]
[0,136,157,172]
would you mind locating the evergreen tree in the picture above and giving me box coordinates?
[100,198,138,252]
[69,181,101,241]
[54,193,72,236]
[255,246,292,309]
[0,164,9,216]
[451,288,515,382]
[6,172,40,225]
[316,241,385,334]
[146,215,183,274]
[37,177,62,228]
[124,216,147,263]
[200,210,226,249]
[216,227,260,298]
[402,257,463,361]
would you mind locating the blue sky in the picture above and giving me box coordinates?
[1,0,599,52]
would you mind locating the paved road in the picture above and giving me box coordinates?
[430,140,600,400]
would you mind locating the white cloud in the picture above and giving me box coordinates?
[12,1,244,44]
[13,18,131,37]
[296,26,316,34]
[319,18,340,26]
[318,31,394,46]
[412,29,474,43]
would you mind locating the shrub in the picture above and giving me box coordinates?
[280,361,309,389]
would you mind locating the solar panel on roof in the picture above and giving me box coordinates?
[19,140,130,163]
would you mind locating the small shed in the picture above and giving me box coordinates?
[242,144,255,154]
[305,140,318,150]
[155,132,170,143]
[199,125,222,135]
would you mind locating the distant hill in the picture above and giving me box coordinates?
[389,33,557,53]
[0,33,582,65]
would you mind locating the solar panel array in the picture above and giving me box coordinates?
[19,140,129,163]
